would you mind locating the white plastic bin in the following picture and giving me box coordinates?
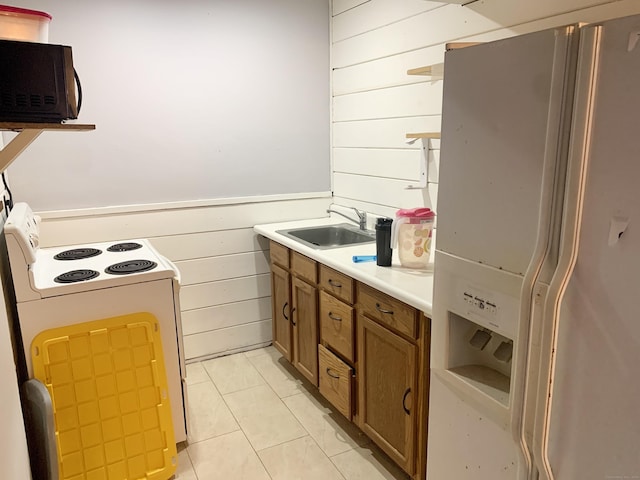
[0,5,51,43]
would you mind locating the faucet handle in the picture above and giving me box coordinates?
[351,208,367,229]
[350,206,365,219]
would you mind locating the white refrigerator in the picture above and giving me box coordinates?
[0,206,32,479]
[428,14,640,480]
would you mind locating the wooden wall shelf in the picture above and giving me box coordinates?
[407,64,444,78]
[445,42,482,51]
[0,122,95,172]
[0,122,95,131]
[406,132,441,140]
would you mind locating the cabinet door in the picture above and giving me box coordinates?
[319,290,354,363]
[358,314,417,475]
[271,264,292,361]
[291,276,319,386]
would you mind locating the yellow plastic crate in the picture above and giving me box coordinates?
[31,312,178,480]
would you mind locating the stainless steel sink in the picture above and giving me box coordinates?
[277,223,376,250]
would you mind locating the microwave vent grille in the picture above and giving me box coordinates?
[0,91,57,110]
[15,94,28,107]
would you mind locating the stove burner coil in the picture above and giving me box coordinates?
[107,242,143,252]
[54,248,102,261]
[54,269,100,283]
[105,259,157,275]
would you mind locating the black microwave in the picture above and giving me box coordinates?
[0,39,81,123]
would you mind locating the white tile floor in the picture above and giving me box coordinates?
[175,346,409,480]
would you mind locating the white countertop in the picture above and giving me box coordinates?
[254,218,434,316]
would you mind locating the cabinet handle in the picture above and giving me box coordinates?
[326,368,340,379]
[328,279,342,289]
[375,303,394,315]
[328,312,342,322]
[291,307,297,326]
[402,388,411,415]
[282,302,289,321]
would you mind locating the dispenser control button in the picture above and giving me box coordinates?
[461,288,499,317]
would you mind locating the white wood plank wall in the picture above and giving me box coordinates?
[35,196,332,361]
[330,0,640,221]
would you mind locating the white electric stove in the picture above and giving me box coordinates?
[4,203,188,442]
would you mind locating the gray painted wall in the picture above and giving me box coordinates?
[5,0,330,211]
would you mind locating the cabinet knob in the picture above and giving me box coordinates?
[328,312,342,322]
[375,303,394,315]
[282,302,289,321]
[402,388,411,415]
[326,367,340,380]
[328,279,342,288]
[291,307,297,326]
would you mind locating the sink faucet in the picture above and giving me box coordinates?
[326,205,368,230]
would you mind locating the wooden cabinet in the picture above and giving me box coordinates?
[358,314,418,474]
[358,283,418,339]
[319,266,355,363]
[291,275,319,385]
[319,265,354,304]
[356,283,430,478]
[318,264,356,419]
[267,240,430,479]
[269,241,319,386]
[271,263,292,361]
[270,241,290,269]
[318,344,353,420]
[319,290,354,363]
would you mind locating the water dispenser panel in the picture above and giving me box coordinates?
[455,280,518,340]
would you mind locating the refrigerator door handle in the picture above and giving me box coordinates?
[510,24,582,480]
[532,24,602,480]
[628,30,640,51]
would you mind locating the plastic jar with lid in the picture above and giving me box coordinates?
[391,207,436,269]
[0,5,51,43]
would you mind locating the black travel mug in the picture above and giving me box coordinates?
[375,217,393,267]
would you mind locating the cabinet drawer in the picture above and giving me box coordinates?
[319,265,354,304]
[270,241,289,268]
[357,283,418,339]
[318,344,353,420]
[291,251,317,284]
[319,291,354,363]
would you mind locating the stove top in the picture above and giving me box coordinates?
[54,269,100,284]
[4,203,179,301]
[29,238,176,297]
[107,242,143,252]
[105,259,158,276]
[54,248,102,261]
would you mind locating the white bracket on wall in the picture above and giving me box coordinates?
[404,133,439,190]
[0,128,44,173]
[405,137,428,189]
[0,123,95,173]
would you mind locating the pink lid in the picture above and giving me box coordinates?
[396,207,435,220]
[0,5,52,21]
